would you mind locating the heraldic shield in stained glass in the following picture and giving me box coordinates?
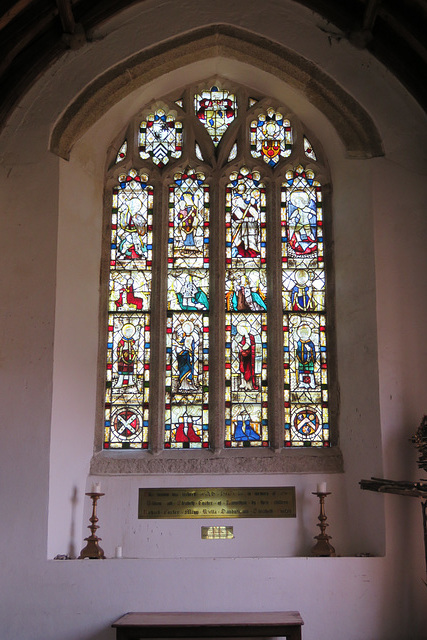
[104,170,153,448]
[250,108,293,167]
[225,168,268,447]
[282,166,329,446]
[195,86,237,146]
[165,171,210,448]
[139,108,182,166]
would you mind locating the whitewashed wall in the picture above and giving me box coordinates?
[1,1,426,639]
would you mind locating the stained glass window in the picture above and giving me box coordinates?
[104,170,153,449]
[225,168,268,446]
[250,108,292,166]
[195,86,237,145]
[139,109,182,166]
[103,84,332,458]
[165,170,210,448]
[281,166,329,446]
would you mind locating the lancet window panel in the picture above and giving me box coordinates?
[104,170,153,450]
[101,82,333,457]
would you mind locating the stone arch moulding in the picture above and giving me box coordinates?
[50,24,383,161]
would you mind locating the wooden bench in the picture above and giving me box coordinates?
[112,612,304,640]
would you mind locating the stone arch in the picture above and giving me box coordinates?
[50,24,383,160]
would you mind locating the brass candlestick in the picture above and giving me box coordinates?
[311,491,336,557]
[79,492,106,559]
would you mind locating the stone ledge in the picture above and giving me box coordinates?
[90,446,343,475]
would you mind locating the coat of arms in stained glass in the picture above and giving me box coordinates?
[139,109,182,166]
[195,86,237,146]
[250,108,292,166]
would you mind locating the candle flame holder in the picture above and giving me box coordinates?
[79,492,106,559]
[311,491,336,557]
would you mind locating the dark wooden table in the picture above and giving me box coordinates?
[112,612,304,640]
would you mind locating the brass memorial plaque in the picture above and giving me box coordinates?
[138,487,296,519]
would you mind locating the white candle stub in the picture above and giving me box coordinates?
[317,482,327,493]
[115,546,123,558]
[92,482,101,493]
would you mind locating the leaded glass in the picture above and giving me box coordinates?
[281,166,323,269]
[139,109,182,166]
[250,108,292,166]
[281,166,329,447]
[195,86,237,146]
[225,312,268,447]
[304,136,317,161]
[104,170,153,449]
[195,143,204,161]
[225,168,266,269]
[165,170,209,448]
[225,167,268,447]
[225,269,266,311]
[115,140,127,164]
[227,142,237,162]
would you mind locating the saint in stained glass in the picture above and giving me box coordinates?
[226,168,266,269]
[165,312,209,448]
[165,171,209,448]
[225,269,267,312]
[250,108,292,166]
[282,167,329,447]
[225,313,268,446]
[282,268,325,312]
[139,109,182,166]
[104,170,153,449]
[168,170,209,269]
[195,86,237,146]
[281,166,323,270]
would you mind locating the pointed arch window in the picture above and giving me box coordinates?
[102,82,333,464]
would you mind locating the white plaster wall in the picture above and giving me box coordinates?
[1,1,427,639]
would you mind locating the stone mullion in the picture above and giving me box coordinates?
[148,178,168,453]
[208,171,225,451]
[267,178,285,449]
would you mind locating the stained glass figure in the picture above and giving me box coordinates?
[304,136,317,161]
[225,313,268,447]
[281,166,323,270]
[166,170,209,447]
[284,314,328,445]
[225,269,266,311]
[104,170,153,449]
[195,86,237,146]
[168,170,209,269]
[282,268,325,311]
[139,109,182,166]
[227,142,237,162]
[282,166,328,447]
[226,168,266,269]
[115,140,127,164]
[165,312,209,448]
[250,108,292,166]
[168,269,209,311]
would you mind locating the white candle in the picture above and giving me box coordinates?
[92,482,101,493]
[317,482,327,493]
[115,546,123,558]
